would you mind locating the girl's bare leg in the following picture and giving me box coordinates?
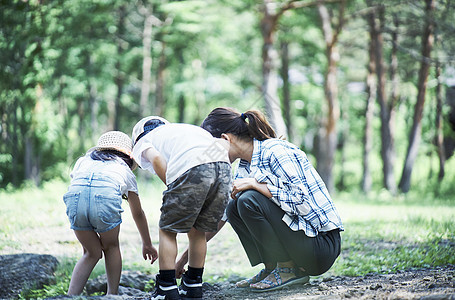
[100,225,121,295]
[68,230,103,295]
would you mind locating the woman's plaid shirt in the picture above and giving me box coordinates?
[235,138,344,237]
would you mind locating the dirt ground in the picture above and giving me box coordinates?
[201,264,455,300]
[3,197,454,300]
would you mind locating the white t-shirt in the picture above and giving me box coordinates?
[71,153,138,196]
[132,123,229,185]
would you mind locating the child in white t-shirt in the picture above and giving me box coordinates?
[131,116,231,300]
[63,131,158,295]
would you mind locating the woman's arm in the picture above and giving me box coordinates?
[127,191,158,263]
[231,178,272,200]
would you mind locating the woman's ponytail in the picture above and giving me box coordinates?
[241,110,276,140]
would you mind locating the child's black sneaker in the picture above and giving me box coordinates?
[151,275,180,300]
[178,273,203,299]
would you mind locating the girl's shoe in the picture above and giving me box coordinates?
[250,267,310,292]
[235,268,272,288]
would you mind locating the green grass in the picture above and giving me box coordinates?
[1,179,455,298]
[328,191,455,277]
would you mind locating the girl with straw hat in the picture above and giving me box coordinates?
[63,131,158,295]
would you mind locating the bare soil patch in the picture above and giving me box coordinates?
[201,264,455,300]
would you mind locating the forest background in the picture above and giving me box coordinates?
[1,0,455,195]
[1,0,455,297]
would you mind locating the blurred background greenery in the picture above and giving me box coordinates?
[1,0,455,196]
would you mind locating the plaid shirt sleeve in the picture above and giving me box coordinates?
[251,143,313,217]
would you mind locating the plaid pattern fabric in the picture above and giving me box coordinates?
[235,139,343,237]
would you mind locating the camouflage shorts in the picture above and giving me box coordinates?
[160,162,231,233]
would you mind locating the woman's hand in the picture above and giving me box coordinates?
[231,178,273,199]
[231,178,257,199]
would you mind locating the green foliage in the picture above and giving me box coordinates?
[1,0,455,195]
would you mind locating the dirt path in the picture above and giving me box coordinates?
[202,264,455,300]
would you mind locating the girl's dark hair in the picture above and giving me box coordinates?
[201,107,276,141]
[90,149,134,169]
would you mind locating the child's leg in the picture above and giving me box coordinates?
[187,227,206,268]
[158,228,178,270]
[99,225,121,295]
[178,227,205,299]
[68,230,103,295]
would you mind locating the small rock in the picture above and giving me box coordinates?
[318,282,329,291]
[389,280,398,285]
[428,283,437,289]
[369,283,382,290]
[86,270,155,295]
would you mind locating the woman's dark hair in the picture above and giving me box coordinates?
[201,107,276,141]
[90,149,134,169]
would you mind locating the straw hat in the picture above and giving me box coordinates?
[132,116,169,145]
[92,131,134,157]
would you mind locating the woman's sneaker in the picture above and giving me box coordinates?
[178,273,203,299]
[151,275,180,300]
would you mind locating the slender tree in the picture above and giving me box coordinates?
[155,37,167,116]
[399,0,435,193]
[113,4,127,131]
[314,0,345,193]
[139,3,154,117]
[435,61,445,181]
[280,38,293,141]
[370,3,397,193]
[260,0,288,137]
[361,10,377,193]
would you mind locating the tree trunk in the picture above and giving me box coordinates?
[177,48,185,123]
[155,40,166,116]
[399,0,435,193]
[280,40,293,142]
[372,4,397,193]
[140,6,153,118]
[11,98,19,187]
[435,62,445,181]
[337,108,348,191]
[77,98,86,152]
[260,0,288,138]
[389,14,399,110]
[88,55,98,144]
[361,11,377,193]
[24,134,40,185]
[315,1,344,193]
[114,5,126,131]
